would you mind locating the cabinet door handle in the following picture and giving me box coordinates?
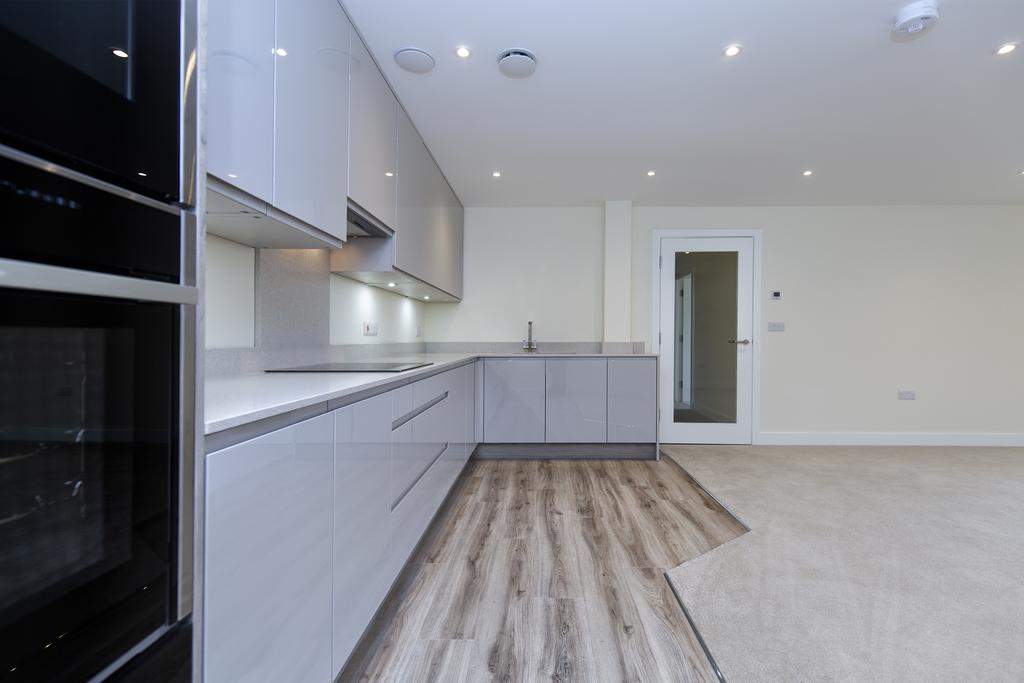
[727,339,751,345]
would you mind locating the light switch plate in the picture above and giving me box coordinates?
[767,321,786,332]
[415,324,422,338]
[897,390,916,401]
[362,321,378,337]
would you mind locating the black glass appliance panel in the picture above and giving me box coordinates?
[266,362,434,373]
[0,289,178,682]
[0,0,181,201]
[0,156,181,283]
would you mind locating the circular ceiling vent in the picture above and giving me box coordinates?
[893,1,939,35]
[394,48,435,74]
[497,48,537,78]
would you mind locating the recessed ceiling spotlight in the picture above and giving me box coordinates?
[387,282,396,287]
[227,173,238,179]
[137,171,148,177]
[423,295,430,300]
[384,171,394,177]
[646,170,656,177]
[723,44,743,58]
[111,48,128,59]
[273,47,288,57]
[492,171,501,178]
[802,170,814,176]
[996,42,1018,55]
[455,45,472,59]
[394,48,435,73]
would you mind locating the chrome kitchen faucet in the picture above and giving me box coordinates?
[522,321,537,352]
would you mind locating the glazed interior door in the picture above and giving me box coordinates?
[658,237,753,444]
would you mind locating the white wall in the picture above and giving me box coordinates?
[632,206,1024,437]
[425,207,605,342]
[329,274,425,345]
[205,235,256,349]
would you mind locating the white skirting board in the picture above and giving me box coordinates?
[755,432,1024,447]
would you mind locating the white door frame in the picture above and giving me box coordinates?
[651,229,762,444]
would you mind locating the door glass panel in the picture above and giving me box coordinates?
[673,251,738,424]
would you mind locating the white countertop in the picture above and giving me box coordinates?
[205,352,656,435]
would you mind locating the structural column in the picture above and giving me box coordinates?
[602,200,632,345]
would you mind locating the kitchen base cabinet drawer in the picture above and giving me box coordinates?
[390,440,452,573]
[545,359,608,443]
[204,413,334,683]
[483,359,545,443]
[607,358,657,443]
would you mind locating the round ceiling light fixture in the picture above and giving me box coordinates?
[497,48,537,78]
[996,42,1018,55]
[892,1,939,36]
[394,48,435,74]
[723,43,743,58]
[455,45,472,59]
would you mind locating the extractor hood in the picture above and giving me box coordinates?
[330,235,460,303]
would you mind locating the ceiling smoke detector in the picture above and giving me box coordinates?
[893,1,939,36]
[497,48,537,78]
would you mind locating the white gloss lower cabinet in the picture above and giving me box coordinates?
[545,359,608,442]
[607,358,658,442]
[205,413,334,683]
[333,393,392,676]
[483,359,546,442]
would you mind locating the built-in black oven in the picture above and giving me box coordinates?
[0,0,183,203]
[0,289,179,682]
[0,153,197,680]
[0,1,197,679]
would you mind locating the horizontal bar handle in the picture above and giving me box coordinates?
[727,339,751,345]
[0,143,181,215]
[392,390,449,431]
[0,258,198,305]
[390,442,449,511]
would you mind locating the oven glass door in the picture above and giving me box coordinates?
[0,289,177,682]
[0,0,181,201]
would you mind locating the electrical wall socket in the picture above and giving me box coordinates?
[362,321,378,337]
[897,390,916,401]
[415,324,422,338]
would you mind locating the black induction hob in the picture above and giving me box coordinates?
[265,362,433,373]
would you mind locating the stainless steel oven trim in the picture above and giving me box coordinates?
[179,0,198,209]
[0,257,199,304]
[0,143,182,216]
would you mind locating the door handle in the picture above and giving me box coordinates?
[727,339,751,345]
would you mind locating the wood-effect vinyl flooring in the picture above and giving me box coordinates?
[340,458,746,683]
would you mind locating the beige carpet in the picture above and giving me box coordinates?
[663,445,1024,683]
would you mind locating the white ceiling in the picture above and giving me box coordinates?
[342,0,1024,207]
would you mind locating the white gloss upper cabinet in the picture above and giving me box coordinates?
[207,0,275,200]
[333,393,392,677]
[483,359,546,443]
[546,359,608,443]
[607,358,658,443]
[204,413,334,683]
[395,108,434,284]
[273,0,350,241]
[348,32,398,229]
[436,175,464,299]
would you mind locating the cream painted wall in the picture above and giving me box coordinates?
[329,274,425,345]
[205,235,256,349]
[425,207,605,342]
[632,206,1024,436]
